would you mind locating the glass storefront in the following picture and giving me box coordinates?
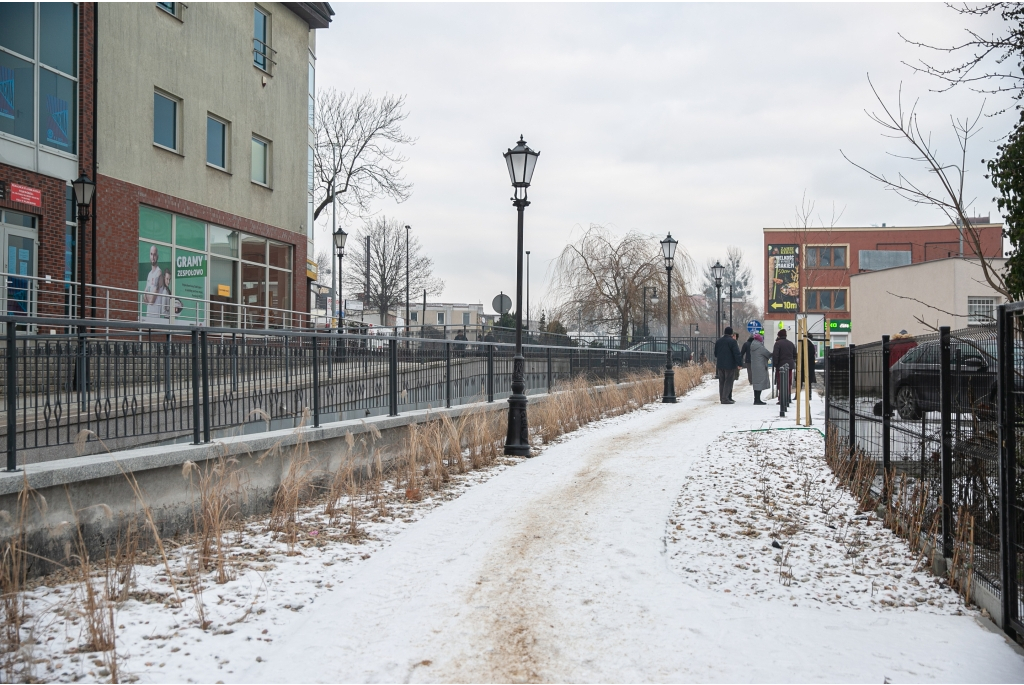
[138,206,293,327]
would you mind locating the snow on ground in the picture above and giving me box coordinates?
[667,428,958,612]
[12,379,1024,683]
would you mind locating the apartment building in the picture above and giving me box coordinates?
[0,2,332,327]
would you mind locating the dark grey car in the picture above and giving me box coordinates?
[890,340,998,420]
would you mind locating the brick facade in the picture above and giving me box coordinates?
[96,174,307,321]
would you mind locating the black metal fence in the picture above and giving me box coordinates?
[0,315,666,468]
[824,314,1021,640]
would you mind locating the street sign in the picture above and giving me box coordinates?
[492,293,512,314]
[747,319,762,334]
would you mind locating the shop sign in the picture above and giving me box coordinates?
[828,319,851,332]
[306,258,318,280]
[0,180,6,201]
[346,299,363,311]
[10,183,41,207]
[217,283,231,297]
[766,244,799,313]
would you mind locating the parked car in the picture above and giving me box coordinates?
[889,339,999,420]
[626,340,692,364]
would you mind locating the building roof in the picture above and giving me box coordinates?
[285,2,334,29]
[848,256,1007,279]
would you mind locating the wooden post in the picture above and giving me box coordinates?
[795,319,803,424]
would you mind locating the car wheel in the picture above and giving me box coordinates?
[895,385,921,421]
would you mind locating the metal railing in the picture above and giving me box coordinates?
[824,320,1022,640]
[0,315,665,468]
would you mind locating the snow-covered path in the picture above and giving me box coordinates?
[234,379,1024,684]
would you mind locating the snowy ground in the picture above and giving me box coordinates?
[13,379,1024,683]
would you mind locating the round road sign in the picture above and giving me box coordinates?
[492,293,512,314]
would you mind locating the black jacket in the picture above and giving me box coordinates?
[741,338,752,367]
[714,335,743,371]
[772,338,797,370]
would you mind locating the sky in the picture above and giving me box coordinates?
[313,2,1013,316]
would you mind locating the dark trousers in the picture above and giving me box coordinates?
[717,369,735,403]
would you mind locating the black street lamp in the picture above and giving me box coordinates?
[642,286,658,341]
[689,323,699,337]
[502,135,540,457]
[333,226,347,332]
[728,285,734,330]
[71,174,95,323]
[711,260,725,338]
[661,233,678,403]
[404,225,411,336]
[525,250,530,332]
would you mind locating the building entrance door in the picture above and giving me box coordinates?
[0,211,39,329]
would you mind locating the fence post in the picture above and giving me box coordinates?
[201,330,211,443]
[996,304,1018,637]
[848,344,856,456]
[6,323,17,471]
[445,341,452,409]
[388,338,398,416]
[939,326,953,560]
[312,336,320,428]
[615,350,620,382]
[191,328,201,445]
[881,335,891,502]
[487,344,494,402]
[824,347,830,427]
[547,347,553,393]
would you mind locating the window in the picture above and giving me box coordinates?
[411,311,418,322]
[253,7,274,73]
[154,91,178,151]
[463,312,470,325]
[968,297,996,326]
[0,2,78,153]
[156,2,181,18]
[805,288,847,312]
[251,136,268,185]
[437,312,445,325]
[206,115,226,169]
[805,246,846,269]
[308,61,315,128]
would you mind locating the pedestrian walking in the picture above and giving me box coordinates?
[749,333,771,405]
[805,337,817,394]
[741,335,753,384]
[714,326,743,404]
[772,328,797,402]
[733,332,741,381]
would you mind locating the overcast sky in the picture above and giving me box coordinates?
[314,2,1012,315]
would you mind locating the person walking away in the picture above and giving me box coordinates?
[741,335,753,384]
[714,326,743,404]
[733,332,741,381]
[749,333,772,405]
[772,328,797,402]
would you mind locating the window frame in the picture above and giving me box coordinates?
[253,5,275,74]
[250,134,270,187]
[156,2,185,20]
[803,287,849,313]
[153,89,182,154]
[804,244,849,270]
[205,113,229,172]
[0,2,80,159]
[967,296,996,326]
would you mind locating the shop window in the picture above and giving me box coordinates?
[209,226,238,258]
[175,215,205,250]
[139,206,172,243]
[0,4,35,58]
[268,240,290,269]
[241,234,266,263]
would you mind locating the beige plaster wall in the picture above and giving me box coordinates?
[96,2,311,236]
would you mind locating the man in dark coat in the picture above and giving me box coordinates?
[772,328,797,400]
[714,326,743,404]
[741,335,753,384]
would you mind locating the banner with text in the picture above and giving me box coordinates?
[766,244,799,314]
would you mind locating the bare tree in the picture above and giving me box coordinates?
[902,3,1024,111]
[313,250,333,283]
[783,190,850,313]
[549,225,693,345]
[842,77,1008,298]
[342,216,444,324]
[696,246,757,332]
[312,89,415,223]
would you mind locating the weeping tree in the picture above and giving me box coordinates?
[342,217,444,324]
[549,224,693,346]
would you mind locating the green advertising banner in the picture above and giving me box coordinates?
[767,244,799,314]
[174,249,207,323]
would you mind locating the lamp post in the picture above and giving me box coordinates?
[711,260,725,338]
[661,233,678,403]
[71,174,95,406]
[502,135,540,457]
[404,225,411,335]
[333,226,347,333]
[728,285,734,329]
[689,323,699,337]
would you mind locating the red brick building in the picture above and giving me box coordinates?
[761,221,1004,346]
[0,2,332,328]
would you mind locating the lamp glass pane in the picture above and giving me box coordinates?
[511,151,527,184]
[505,154,515,185]
[523,152,538,185]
